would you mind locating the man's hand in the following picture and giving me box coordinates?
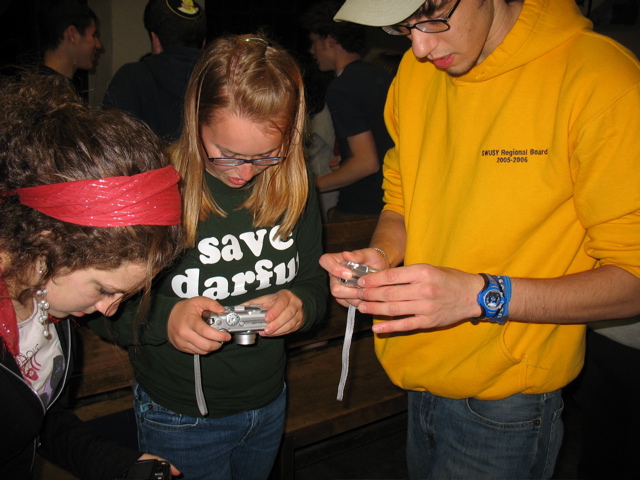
[319,248,391,308]
[329,154,341,171]
[357,264,483,333]
[320,251,484,333]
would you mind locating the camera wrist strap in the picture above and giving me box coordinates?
[194,354,209,416]
[337,304,356,401]
[195,304,355,407]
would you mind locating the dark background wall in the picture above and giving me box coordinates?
[0,0,407,72]
[0,0,39,68]
[205,0,313,52]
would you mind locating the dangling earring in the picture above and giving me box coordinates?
[35,288,50,338]
[36,268,51,338]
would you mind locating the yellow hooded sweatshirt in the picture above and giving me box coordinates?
[378,0,640,399]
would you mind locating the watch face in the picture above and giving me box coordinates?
[484,290,503,309]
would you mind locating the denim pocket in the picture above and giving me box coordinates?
[464,391,564,429]
[134,382,199,431]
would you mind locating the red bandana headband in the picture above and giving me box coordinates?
[6,165,182,227]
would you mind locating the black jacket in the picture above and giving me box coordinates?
[103,46,201,143]
[0,319,141,480]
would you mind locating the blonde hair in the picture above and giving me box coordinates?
[172,33,308,247]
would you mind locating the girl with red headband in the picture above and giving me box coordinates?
[0,73,184,479]
[90,33,328,480]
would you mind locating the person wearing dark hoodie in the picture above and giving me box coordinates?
[103,0,206,142]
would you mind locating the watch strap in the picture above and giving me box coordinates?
[470,273,511,325]
[494,275,512,323]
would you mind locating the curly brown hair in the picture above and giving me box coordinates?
[0,72,185,307]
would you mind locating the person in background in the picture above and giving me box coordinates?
[301,0,394,223]
[369,50,403,77]
[0,73,184,480]
[302,56,339,222]
[37,0,102,94]
[103,0,207,142]
[320,0,640,479]
[90,33,328,480]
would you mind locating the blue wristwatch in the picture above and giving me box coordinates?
[470,273,511,324]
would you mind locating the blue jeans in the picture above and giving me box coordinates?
[407,390,564,480]
[133,382,286,480]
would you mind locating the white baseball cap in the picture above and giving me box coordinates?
[334,0,426,27]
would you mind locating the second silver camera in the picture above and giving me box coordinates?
[340,261,379,287]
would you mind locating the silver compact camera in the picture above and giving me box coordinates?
[340,261,379,287]
[202,305,268,345]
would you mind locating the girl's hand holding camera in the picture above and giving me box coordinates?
[252,289,304,337]
[167,290,304,354]
[167,297,231,354]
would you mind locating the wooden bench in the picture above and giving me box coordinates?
[70,327,133,399]
[69,217,407,478]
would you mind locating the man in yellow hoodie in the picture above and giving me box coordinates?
[319,0,640,478]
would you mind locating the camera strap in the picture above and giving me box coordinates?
[336,304,356,401]
[194,303,355,406]
[194,354,209,416]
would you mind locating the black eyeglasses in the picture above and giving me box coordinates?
[382,0,461,35]
[207,157,285,167]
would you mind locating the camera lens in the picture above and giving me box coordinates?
[234,332,258,345]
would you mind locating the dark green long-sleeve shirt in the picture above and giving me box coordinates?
[90,171,327,417]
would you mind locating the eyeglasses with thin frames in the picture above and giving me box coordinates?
[207,157,285,167]
[382,0,462,35]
